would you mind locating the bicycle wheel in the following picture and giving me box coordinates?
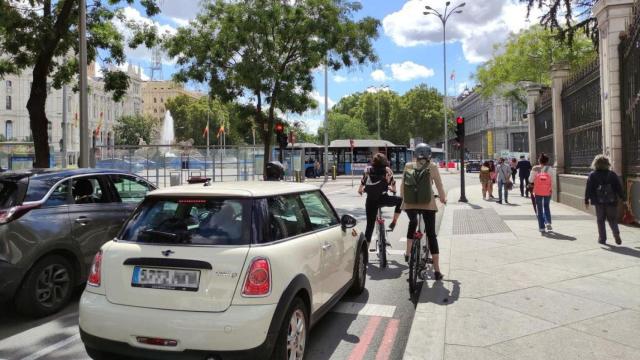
[409,238,420,293]
[378,223,387,268]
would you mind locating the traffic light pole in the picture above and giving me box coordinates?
[459,138,468,202]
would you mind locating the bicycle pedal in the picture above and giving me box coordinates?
[369,248,377,253]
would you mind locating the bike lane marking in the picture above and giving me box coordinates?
[347,316,382,360]
[332,302,396,318]
[375,318,400,360]
[19,334,80,360]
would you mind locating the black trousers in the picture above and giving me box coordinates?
[405,209,439,255]
[519,175,530,196]
[364,194,402,243]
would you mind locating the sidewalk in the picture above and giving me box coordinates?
[404,186,640,360]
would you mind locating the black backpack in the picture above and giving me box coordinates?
[595,172,617,205]
[364,166,389,200]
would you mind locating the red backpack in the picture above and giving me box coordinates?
[533,166,552,196]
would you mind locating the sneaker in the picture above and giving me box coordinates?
[434,272,444,281]
[546,223,552,231]
[388,221,396,231]
[497,201,502,204]
[539,228,546,234]
[614,234,622,245]
[505,200,509,204]
[598,238,606,244]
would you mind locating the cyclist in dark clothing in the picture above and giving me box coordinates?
[358,153,402,246]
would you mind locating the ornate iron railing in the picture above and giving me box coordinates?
[562,58,602,175]
[534,87,554,163]
[620,1,640,176]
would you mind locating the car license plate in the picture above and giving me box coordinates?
[132,267,200,291]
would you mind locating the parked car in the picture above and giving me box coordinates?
[466,160,482,172]
[0,169,156,317]
[79,181,366,360]
[96,159,145,173]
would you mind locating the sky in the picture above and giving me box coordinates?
[116,0,542,132]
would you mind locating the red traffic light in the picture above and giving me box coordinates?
[456,116,464,124]
[274,123,284,133]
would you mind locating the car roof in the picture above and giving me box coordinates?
[148,181,320,198]
[0,168,135,181]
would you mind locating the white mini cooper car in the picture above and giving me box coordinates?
[79,181,367,360]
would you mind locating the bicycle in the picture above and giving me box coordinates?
[408,216,431,294]
[371,206,391,268]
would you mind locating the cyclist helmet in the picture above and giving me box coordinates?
[414,143,431,160]
[265,161,285,181]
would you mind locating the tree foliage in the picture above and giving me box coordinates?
[0,0,161,167]
[325,84,448,145]
[520,0,597,45]
[165,0,379,176]
[113,114,157,146]
[475,26,596,97]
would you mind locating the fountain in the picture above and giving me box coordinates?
[161,110,175,146]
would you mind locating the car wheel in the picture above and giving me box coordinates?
[348,246,366,295]
[15,255,74,318]
[271,297,308,360]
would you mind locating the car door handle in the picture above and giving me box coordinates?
[322,243,333,251]
[75,216,91,225]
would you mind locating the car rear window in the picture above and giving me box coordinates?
[0,180,24,208]
[24,176,64,202]
[119,197,251,246]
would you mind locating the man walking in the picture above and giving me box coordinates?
[496,158,512,204]
[516,155,532,197]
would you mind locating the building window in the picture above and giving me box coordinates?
[160,97,164,103]
[5,120,13,139]
[154,97,157,103]
[5,80,11,88]
[5,96,11,110]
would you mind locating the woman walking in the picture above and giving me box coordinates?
[529,153,553,233]
[488,160,497,199]
[480,161,492,199]
[510,158,518,184]
[585,154,624,245]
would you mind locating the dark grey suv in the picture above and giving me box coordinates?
[0,169,155,317]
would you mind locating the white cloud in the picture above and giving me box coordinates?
[390,61,434,81]
[158,0,201,23]
[334,75,348,83]
[382,0,544,64]
[113,7,177,66]
[371,69,389,82]
[370,61,434,82]
[170,17,190,27]
[310,90,335,109]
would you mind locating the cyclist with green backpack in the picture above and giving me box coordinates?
[401,144,446,280]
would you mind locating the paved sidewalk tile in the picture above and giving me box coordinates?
[444,345,512,360]
[595,266,640,286]
[545,276,640,311]
[569,309,640,350]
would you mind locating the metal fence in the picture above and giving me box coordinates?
[562,59,602,175]
[534,87,554,163]
[621,1,640,177]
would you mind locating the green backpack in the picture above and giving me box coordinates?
[403,165,432,204]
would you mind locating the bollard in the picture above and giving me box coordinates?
[332,165,336,180]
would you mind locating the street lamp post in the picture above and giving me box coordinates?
[367,84,389,140]
[423,1,465,171]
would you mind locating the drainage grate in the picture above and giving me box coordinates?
[453,209,511,235]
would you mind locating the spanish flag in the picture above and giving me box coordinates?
[217,125,225,139]
[202,123,209,138]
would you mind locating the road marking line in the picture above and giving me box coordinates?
[332,302,396,318]
[347,316,382,360]
[375,318,400,360]
[19,333,80,360]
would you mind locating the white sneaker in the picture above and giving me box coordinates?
[546,224,552,231]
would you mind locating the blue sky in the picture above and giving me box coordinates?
[116,0,539,131]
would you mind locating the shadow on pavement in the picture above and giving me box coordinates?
[543,231,577,241]
[413,279,461,306]
[602,244,640,259]
[366,260,408,281]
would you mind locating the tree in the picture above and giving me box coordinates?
[165,0,379,177]
[393,85,447,144]
[0,0,161,167]
[521,0,597,44]
[475,26,596,97]
[113,115,157,145]
[317,112,372,141]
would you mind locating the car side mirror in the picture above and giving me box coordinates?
[341,214,357,230]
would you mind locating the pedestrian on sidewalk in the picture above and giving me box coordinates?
[529,153,553,233]
[516,155,533,197]
[496,158,512,204]
[585,154,624,245]
[488,160,497,199]
[401,143,446,280]
[510,158,518,183]
[480,161,492,199]
[358,153,403,247]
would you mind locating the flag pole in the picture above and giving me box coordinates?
[207,107,210,159]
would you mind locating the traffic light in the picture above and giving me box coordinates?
[275,122,288,148]
[455,116,465,144]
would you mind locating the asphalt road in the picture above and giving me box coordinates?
[0,171,474,360]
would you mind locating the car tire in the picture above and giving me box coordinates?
[271,297,308,360]
[15,255,75,318]
[348,246,366,295]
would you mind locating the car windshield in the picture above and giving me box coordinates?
[119,197,251,246]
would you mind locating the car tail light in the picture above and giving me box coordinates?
[0,204,40,225]
[242,258,271,297]
[136,336,178,347]
[88,251,103,287]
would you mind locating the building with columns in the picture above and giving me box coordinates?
[141,80,203,121]
[454,88,529,159]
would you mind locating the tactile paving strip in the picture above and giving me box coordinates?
[452,208,511,234]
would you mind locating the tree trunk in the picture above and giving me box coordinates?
[26,61,51,168]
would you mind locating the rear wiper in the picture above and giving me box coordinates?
[140,229,179,243]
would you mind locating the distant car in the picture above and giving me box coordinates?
[0,169,156,317]
[96,159,144,173]
[79,182,366,360]
[466,160,482,172]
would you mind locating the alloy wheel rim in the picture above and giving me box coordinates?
[286,309,306,360]
[35,264,70,308]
